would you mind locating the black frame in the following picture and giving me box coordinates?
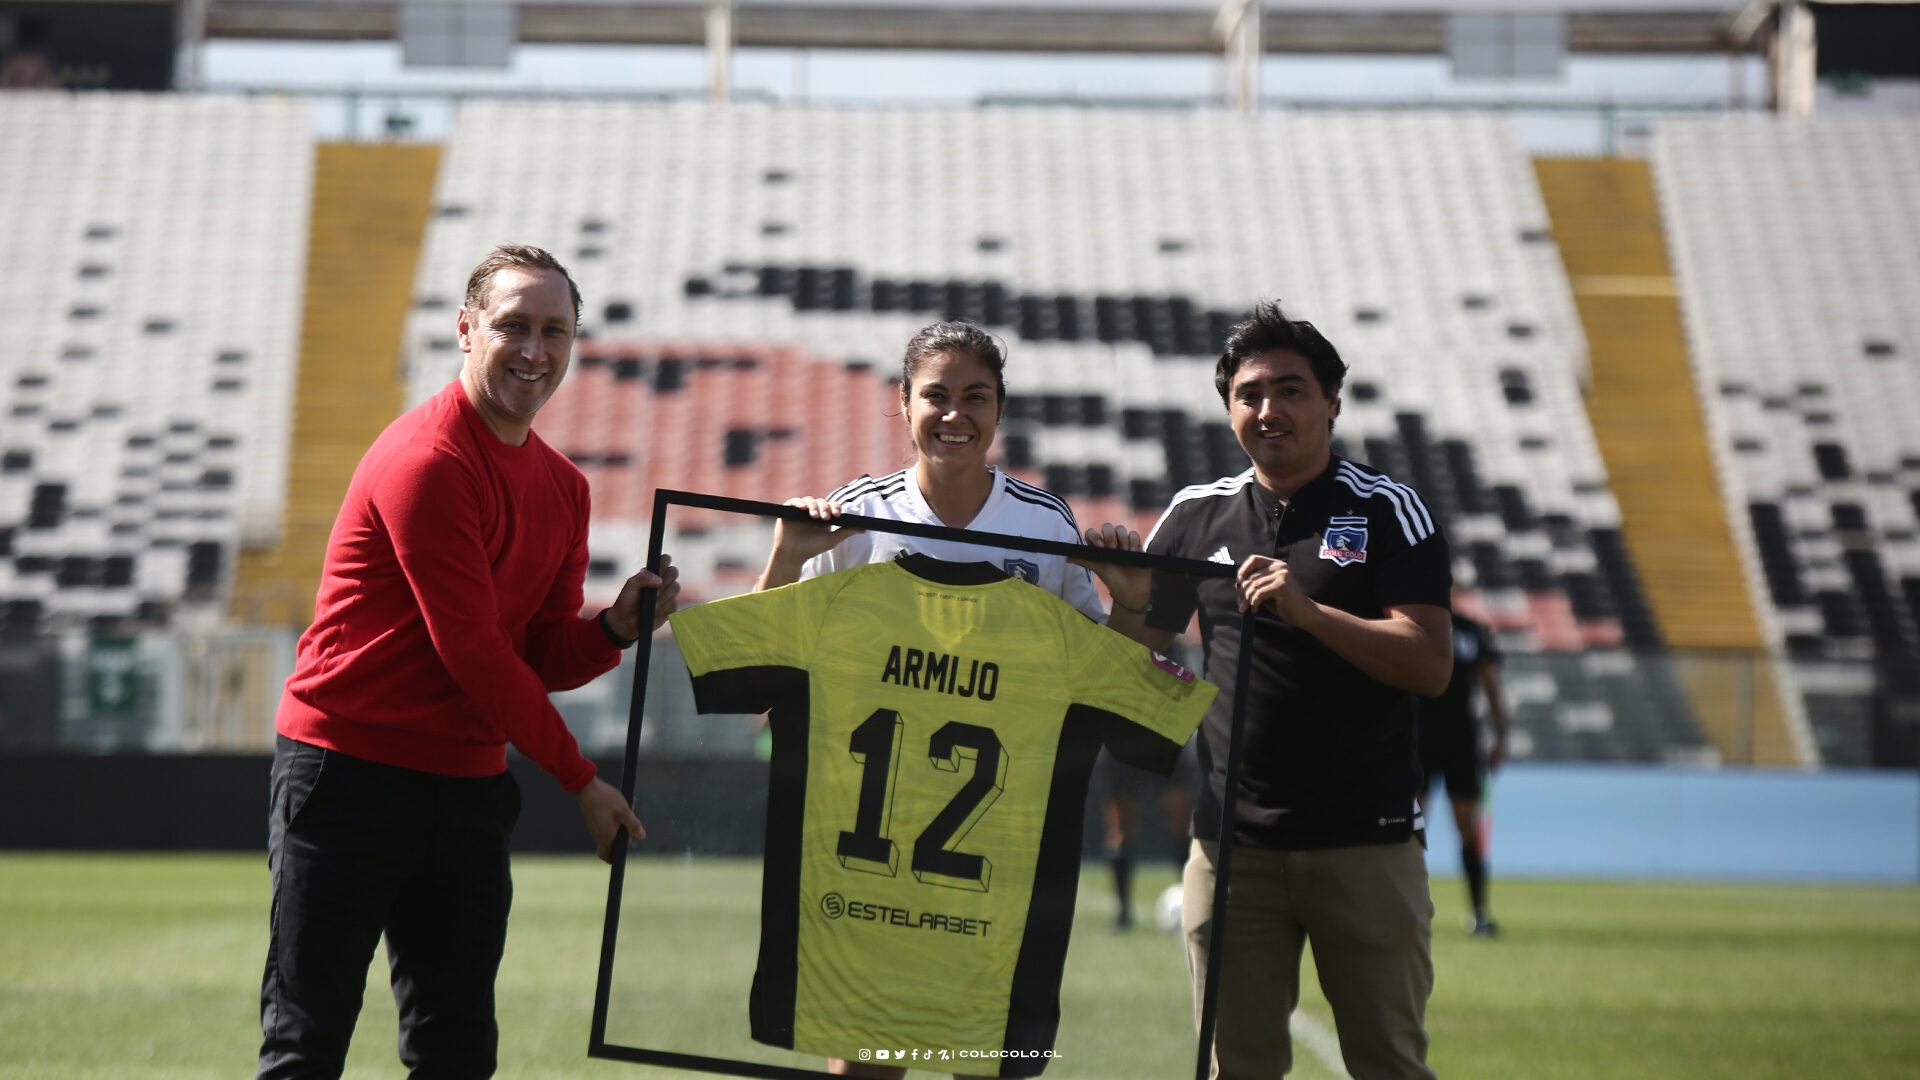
[588,489,1257,1080]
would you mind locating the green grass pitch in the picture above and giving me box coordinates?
[1,852,1916,1078]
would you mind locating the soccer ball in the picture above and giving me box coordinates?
[1153,882,1184,933]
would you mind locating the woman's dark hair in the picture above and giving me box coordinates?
[1213,300,1347,405]
[900,320,1008,404]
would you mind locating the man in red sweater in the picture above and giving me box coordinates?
[257,245,679,1079]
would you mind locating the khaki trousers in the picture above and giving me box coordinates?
[1183,838,1436,1080]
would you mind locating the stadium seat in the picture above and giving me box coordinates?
[1653,115,1920,757]
[391,103,1698,758]
[0,94,311,629]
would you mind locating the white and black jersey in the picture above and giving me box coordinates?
[1143,458,1452,850]
[802,467,1106,623]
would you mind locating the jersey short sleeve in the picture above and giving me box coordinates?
[798,527,871,581]
[1066,613,1213,773]
[1050,537,1106,623]
[673,578,826,684]
[1366,516,1451,612]
[1142,499,1204,637]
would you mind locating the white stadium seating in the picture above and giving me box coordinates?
[406,105,1618,630]
[1654,116,1920,663]
[405,102,1707,760]
[1,95,1747,760]
[0,93,311,629]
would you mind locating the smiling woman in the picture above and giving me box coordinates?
[752,320,1132,624]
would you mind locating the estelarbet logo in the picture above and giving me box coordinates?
[821,892,847,919]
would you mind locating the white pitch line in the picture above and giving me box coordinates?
[1290,1011,1348,1077]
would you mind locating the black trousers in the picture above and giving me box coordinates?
[258,735,522,1079]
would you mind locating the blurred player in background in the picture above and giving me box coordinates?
[1098,736,1195,930]
[1418,606,1509,937]
[257,245,679,1079]
[755,318,1145,1078]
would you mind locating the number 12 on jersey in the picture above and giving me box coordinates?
[834,708,1008,893]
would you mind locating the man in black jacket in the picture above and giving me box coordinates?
[1093,301,1451,1080]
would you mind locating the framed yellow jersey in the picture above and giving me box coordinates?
[669,553,1216,1075]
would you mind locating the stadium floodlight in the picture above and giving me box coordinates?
[589,488,1257,1080]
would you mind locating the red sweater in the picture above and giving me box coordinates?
[277,380,618,792]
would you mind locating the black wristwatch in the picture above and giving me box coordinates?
[599,608,640,649]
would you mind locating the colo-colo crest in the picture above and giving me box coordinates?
[1319,517,1369,565]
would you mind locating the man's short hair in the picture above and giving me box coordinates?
[1213,300,1348,405]
[463,244,583,324]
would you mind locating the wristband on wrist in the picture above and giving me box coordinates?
[599,608,640,649]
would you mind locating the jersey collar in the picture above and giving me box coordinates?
[1250,455,1341,517]
[892,551,1011,586]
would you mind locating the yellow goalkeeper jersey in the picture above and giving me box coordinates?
[668,553,1215,1076]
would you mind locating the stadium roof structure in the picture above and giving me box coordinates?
[182,0,1874,113]
[199,0,1773,54]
